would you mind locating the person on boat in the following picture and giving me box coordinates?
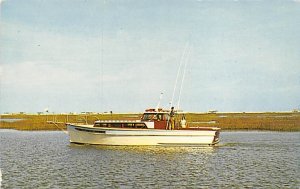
[169,107,175,130]
[157,114,162,121]
[180,114,187,128]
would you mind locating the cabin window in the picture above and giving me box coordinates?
[124,123,134,128]
[157,114,168,121]
[162,114,169,120]
[135,123,147,128]
[94,123,101,127]
[142,113,169,121]
[94,123,109,127]
[94,122,147,128]
[112,123,121,127]
[142,114,153,120]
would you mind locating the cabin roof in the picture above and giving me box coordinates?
[143,108,187,114]
[144,108,169,113]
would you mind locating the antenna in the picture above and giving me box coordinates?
[155,92,164,111]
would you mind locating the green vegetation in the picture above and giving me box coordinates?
[0,112,299,131]
[185,112,300,131]
[0,114,141,131]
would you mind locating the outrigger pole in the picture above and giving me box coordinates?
[166,42,190,129]
[176,44,191,110]
[170,42,189,109]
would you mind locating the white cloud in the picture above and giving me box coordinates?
[0,21,183,112]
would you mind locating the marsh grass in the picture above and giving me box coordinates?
[1,112,299,131]
[0,114,142,131]
[185,112,300,131]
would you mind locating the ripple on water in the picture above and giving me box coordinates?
[0,168,2,188]
[0,130,299,188]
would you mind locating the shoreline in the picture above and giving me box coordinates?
[1,112,299,131]
[1,128,299,133]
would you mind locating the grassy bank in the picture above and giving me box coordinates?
[1,112,299,131]
[0,113,140,131]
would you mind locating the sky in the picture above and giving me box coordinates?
[0,0,299,113]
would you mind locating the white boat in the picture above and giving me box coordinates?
[67,108,220,146]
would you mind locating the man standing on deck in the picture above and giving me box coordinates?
[169,107,175,130]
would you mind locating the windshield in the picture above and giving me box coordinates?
[141,113,169,121]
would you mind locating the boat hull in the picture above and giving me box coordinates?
[67,124,220,146]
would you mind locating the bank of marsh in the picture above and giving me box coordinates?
[0,112,299,131]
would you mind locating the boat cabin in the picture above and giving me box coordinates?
[93,108,178,130]
[141,108,170,129]
[94,109,186,129]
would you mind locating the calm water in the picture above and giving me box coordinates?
[0,130,299,188]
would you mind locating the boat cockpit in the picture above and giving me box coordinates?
[141,112,169,121]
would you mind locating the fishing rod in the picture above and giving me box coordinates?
[170,42,189,109]
[176,45,191,110]
[166,42,191,129]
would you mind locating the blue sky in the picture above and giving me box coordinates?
[0,0,299,113]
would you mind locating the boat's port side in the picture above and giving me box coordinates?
[67,124,219,146]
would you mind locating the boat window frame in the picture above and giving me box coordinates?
[94,122,147,129]
[141,113,169,121]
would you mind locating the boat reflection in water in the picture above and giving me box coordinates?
[69,143,218,155]
[67,108,220,146]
